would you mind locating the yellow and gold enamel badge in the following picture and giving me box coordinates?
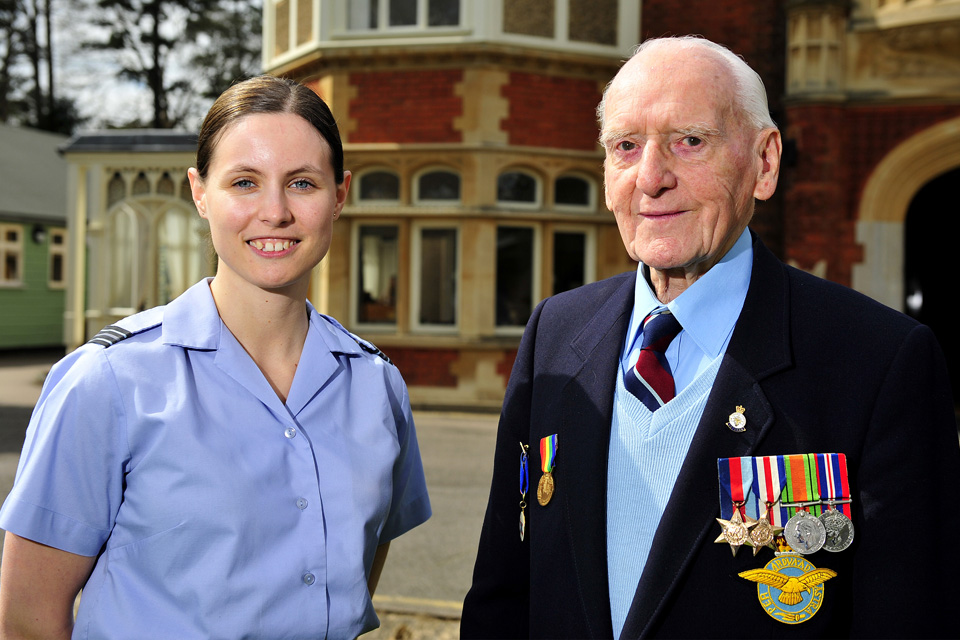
[739,555,836,624]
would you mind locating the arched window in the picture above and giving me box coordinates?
[415,169,460,204]
[554,174,594,211]
[357,170,401,203]
[157,207,208,305]
[497,170,540,208]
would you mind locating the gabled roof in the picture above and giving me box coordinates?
[0,124,68,223]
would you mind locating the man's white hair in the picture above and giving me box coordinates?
[596,36,777,133]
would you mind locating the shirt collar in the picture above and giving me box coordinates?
[162,278,221,349]
[628,227,753,359]
[162,279,366,358]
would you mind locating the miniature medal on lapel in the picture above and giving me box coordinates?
[715,452,854,625]
[537,434,557,506]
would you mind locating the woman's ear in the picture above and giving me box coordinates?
[333,170,352,220]
[187,168,207,218]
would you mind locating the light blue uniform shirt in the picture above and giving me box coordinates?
[0,279,431,639]
[608,229,752,637]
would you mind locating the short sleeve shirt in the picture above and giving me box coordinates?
[0,279,431,639]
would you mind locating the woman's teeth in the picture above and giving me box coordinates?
[249,240,297,252]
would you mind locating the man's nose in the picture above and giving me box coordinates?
[634,143,677,196]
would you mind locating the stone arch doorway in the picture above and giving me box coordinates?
[855,116,960,311]
[903,168,960,406]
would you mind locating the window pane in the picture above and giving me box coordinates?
[568,0,617,45]
[496,226,534,326]
[358,226,399,324]
[503,0,555,38]
[109,211,135,308]
[389,0,416,26]
[4,254,17,281]
[419,228,457,325]
[553,231,586,294]
[349,0,378,29]
[157,209,206,305]
[359,171,400,201]
[51,254,64,283]
[429,0,459,26]
[418,171,460,201]
[555,176,590,207]
[498,172,537,203]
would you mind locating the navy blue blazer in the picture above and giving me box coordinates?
[462,233,960,639]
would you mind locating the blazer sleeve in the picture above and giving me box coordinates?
[460,301,544,639]
[850,323,960,637]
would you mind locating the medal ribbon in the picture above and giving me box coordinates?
[540,435,557,473]
[717,457,755,520]
[784,453,822,517]
[520,445,529,497]
[816,453,851,517]
[752,455,788,526]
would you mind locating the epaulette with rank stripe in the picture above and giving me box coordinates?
[88,325,134,347]
[355,339,392,365]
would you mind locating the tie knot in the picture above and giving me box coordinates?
[640,311,682,352]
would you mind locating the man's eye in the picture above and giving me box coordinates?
[616,140,637,152]
[681,136,703,147]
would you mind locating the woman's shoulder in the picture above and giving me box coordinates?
[311,311,395,366]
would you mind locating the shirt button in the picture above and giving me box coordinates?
[302,573,316,586]
[296,497,308,510]
[284,427,297,439]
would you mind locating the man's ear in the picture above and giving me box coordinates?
[187,168,207,218]
[753,129,782,202]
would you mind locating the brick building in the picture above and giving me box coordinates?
[257,0,960,406]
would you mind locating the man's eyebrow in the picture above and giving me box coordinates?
[598,128,634,148]
[676,124,723,138]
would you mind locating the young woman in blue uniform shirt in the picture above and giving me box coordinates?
[0,76,431,639]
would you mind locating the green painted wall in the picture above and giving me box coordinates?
[0,223,66,349]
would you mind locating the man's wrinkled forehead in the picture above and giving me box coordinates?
[603,43,738,128]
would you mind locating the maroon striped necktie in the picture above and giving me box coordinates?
[624,310,682,411]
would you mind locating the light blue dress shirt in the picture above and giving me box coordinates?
[608,229,753,637]
[621,228,754,396]
[0,279,431,639]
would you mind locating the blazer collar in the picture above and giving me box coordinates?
[620,233,794,639]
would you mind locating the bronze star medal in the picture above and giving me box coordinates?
[748,504,784,555]
[715,508,757,556]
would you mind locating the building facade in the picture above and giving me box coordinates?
[0,124,69,349]
[263,0,639,407]
[58,0,959,405]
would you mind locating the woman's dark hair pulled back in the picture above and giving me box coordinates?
[195,75,345,184]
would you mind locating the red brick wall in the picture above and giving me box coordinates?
[348,70,463,143]
[501,72,602,151]
[388,347,459,387]
[783,103,960,285]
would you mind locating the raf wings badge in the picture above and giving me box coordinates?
[739,555,836,624]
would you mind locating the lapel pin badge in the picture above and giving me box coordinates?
[726,405,747,432]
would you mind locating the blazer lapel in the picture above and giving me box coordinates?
[620,236,794,639]
[559,273,636,639]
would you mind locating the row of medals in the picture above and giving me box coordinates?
[718,500,854,556]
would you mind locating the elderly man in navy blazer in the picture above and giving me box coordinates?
[461,36,959,639]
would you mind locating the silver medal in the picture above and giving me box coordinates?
[783,510,826,555]
[818,508,854,552]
